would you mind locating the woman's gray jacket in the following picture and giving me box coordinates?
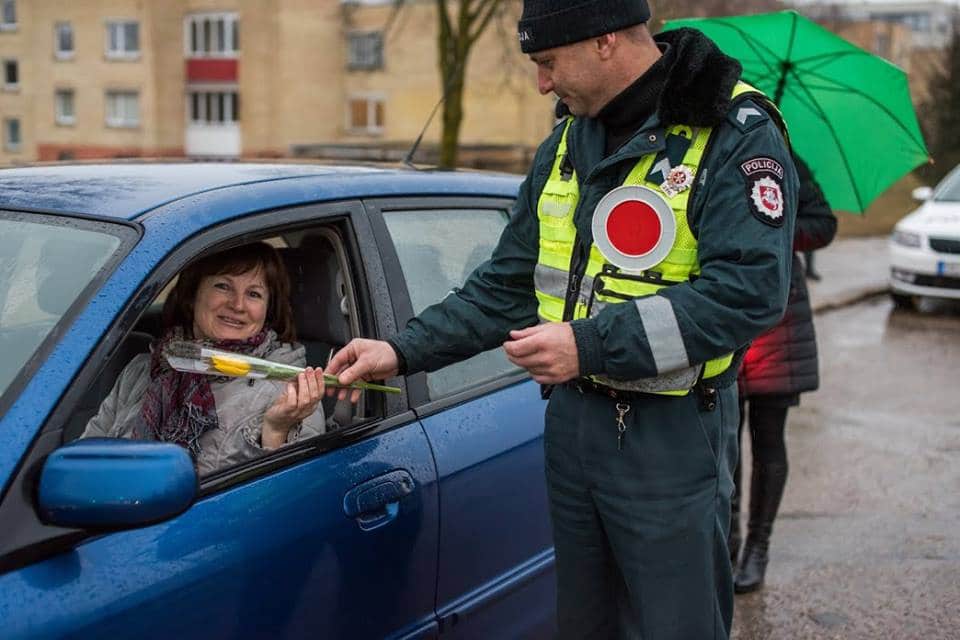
[81,341,325,476]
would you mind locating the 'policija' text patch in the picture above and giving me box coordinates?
[740,157,785,228]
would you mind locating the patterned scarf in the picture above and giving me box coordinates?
[140,326,272,458]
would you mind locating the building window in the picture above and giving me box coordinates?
[874,32,891,58]
[3,59,16,89]
[4,118,20,151]
[106,21,140,59]
[348,95,385,134]
[1,0,15,30]
[55,22,74,58]
[188,90,239,124]
[186,13,239,57]
[55,89,75,125]
[347,32,384,70]
[105,91,139,127]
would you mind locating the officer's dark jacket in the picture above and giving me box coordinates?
[390,28,798,386]
[739,155,837,396]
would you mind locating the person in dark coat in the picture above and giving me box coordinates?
[731,153,837,593]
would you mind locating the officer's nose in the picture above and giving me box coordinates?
[537,68,554,95]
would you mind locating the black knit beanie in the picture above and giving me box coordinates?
[517,0,651,54]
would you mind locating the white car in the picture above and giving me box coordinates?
[889,165,960,309]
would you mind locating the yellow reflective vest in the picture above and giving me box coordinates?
[534,82,774,396]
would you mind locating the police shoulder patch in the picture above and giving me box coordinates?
[740,156,785,227]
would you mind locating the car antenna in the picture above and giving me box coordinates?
[403,60,464,170]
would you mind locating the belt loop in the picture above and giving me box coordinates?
[696,383,718,412]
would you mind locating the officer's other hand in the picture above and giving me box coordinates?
[325,338,399,403]
[503,322,580,384]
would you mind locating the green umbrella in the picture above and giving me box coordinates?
[661,10,930,213]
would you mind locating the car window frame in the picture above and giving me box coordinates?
[0,199,416,575]
[0,208,141,419]
[363,196,530,417]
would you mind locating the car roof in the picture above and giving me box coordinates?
[0,162,521,220]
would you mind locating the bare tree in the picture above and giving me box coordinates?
[920,23,960,181]
[433,0,510,168]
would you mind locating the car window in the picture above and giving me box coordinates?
[382,207,520,398]
[0,216,122,398]
[935,167,960,202]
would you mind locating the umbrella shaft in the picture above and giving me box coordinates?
[773,64,789,106]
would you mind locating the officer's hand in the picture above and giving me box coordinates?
[503,323,580,384]
[325,338,399,403]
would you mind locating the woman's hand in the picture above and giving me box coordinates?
[262,367,325,449]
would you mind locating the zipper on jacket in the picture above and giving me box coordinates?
[562,239,588,322]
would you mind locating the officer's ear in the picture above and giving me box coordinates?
[594,33,617,60]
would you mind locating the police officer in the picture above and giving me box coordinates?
[327,0,797,637]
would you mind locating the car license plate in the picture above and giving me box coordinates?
[938,261,960,277]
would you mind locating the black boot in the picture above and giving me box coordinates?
[734,461,787,594]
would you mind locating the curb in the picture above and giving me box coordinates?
[811,286,889,314]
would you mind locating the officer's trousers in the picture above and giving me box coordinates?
[544,383,739,640]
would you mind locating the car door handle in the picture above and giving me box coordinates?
[343,470,415,531]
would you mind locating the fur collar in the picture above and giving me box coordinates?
[653,28,743,127]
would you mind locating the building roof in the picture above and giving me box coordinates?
[0,162,520,220]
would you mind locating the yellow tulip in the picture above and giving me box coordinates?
[211,355,252,377]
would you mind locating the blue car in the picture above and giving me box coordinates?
[0,163,555,639]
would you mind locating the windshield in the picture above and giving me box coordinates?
[934,167,960,202]
[0,216,125,398]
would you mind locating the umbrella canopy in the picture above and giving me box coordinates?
[661,11,929,213]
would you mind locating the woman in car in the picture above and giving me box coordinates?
[82,242,326,474]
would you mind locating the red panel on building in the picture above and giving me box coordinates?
[186,59,238,83]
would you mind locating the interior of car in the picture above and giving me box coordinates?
[62,225,365,465]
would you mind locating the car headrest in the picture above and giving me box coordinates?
[36,236,110,316]
[279,236,352,351]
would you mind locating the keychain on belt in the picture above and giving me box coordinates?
[615,402,631,451]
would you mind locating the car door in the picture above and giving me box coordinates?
[0,203,441,640]
[367,197,556,639]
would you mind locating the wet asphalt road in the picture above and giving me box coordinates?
[731,296,960,640]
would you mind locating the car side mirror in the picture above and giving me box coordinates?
[37,439,197,530]
[911,186,933,202]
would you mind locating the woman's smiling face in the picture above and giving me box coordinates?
[192,267,269,342]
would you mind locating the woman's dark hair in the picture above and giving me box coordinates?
[162,242,296,343]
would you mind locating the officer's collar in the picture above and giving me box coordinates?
[596,43,673,155]
[654,28,742,128]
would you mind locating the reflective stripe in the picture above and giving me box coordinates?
[579,274,594,307]
[540,197,575,218]
[534,263,569,298]
[635,296,689,374]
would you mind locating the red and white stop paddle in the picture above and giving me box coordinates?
[591,186,675,273]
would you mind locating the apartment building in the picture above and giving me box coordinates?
[0,0,553,167]
[801,1,958,50]
[798,1,958,107]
